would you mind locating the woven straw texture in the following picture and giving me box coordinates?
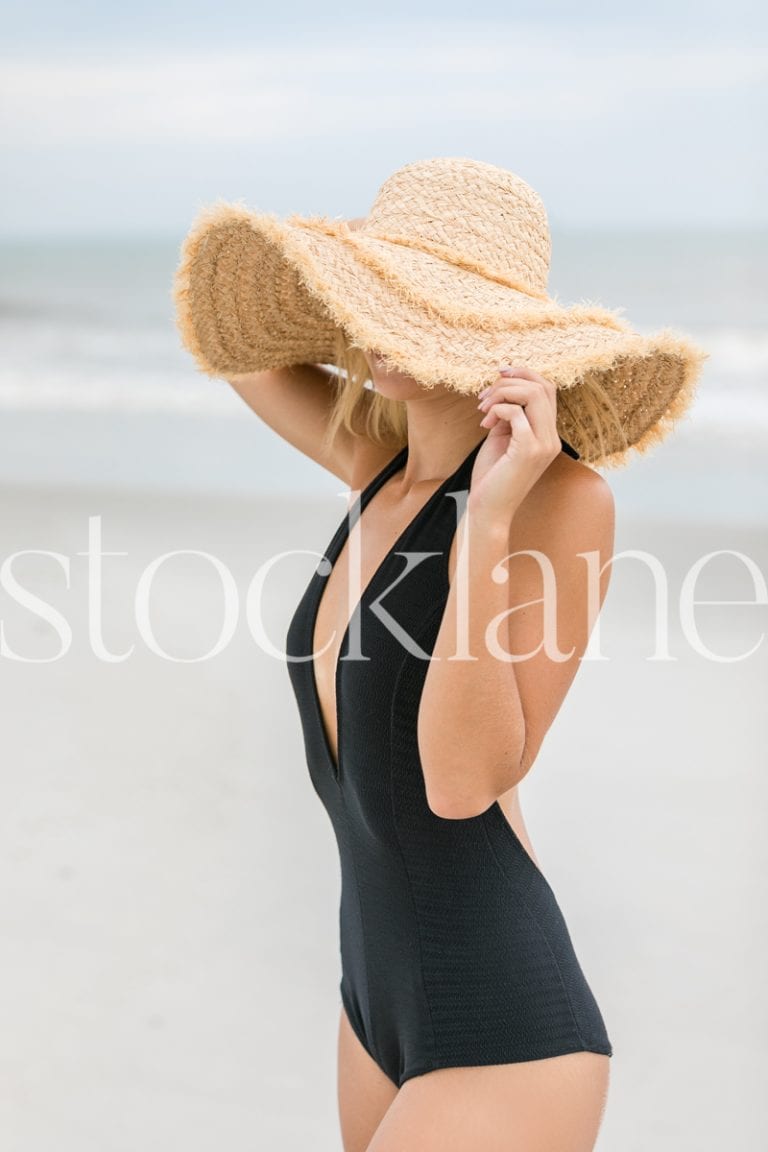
[172,157,710,468]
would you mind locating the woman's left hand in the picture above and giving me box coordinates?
[469,365,563,531]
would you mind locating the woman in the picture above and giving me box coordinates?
[173,158,708,1151]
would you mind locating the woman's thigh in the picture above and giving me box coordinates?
[365,1052,611,1152]
[337,1005,399,1152]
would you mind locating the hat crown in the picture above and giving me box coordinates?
[361,158,552,295]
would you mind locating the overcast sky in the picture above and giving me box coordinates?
[2,2,766,235]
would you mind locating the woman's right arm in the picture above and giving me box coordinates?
[225,363,357,485]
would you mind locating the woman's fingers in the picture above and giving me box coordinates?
[498,364,559,395]
[483,400,535,442]
[469,368,564,522]
[479,373,556,408]
[478,381,556,444]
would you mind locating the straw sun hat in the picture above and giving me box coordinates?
[172,156,709,468]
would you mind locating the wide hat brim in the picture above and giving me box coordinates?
[172,200,710,468]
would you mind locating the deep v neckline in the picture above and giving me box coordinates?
[309,438,485,785]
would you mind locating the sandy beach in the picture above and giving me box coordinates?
[0,479,765,1150]
[3,6,766,1142]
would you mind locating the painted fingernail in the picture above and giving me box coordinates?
[478,385,492,399]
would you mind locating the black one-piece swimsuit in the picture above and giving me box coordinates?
[285,434,612,1089]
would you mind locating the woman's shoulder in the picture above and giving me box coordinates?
[511,450,615,559]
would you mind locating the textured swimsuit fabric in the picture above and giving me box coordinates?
[285,436,612,1088]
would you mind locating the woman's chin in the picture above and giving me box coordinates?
[369,375,421,400]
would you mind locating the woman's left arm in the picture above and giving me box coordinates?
[417,367,616,819]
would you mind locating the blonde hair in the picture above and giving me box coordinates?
[321,328,408,458]
[321,325,629,468]
[556,366,630,469]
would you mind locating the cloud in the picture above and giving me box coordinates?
[1,26,765,145]
[1,22,763,230]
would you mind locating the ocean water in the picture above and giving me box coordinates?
[0,229,766,520]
